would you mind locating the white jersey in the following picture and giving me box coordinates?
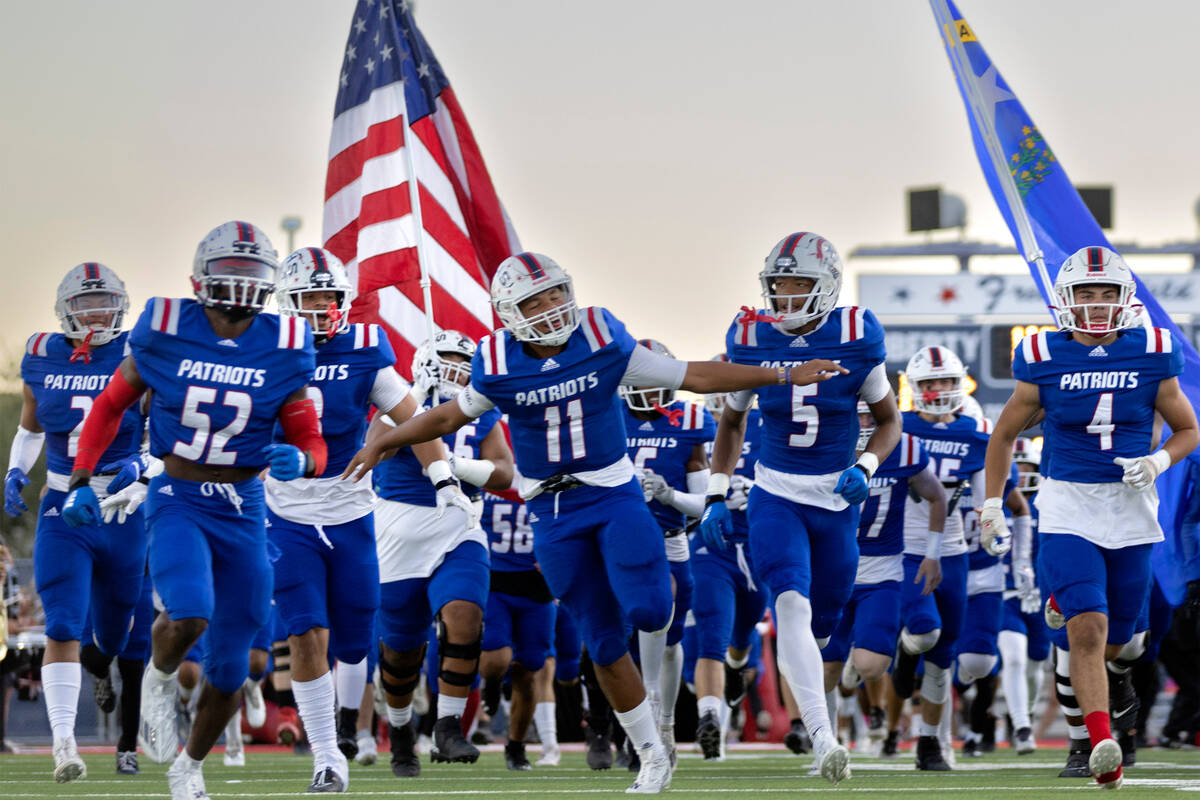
[903,493,967,558]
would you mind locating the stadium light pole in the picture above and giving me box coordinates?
[281,216,303,255]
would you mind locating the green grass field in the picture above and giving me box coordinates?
[3,746,1200,799]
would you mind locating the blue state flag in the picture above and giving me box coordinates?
[932,0,1200,603]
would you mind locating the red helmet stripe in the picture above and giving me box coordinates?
[310,247,328,273]
[1087,246,1104,272]
[929,346,943,368]
[235,221,255,243]
[84,262,99,281]
[780,232,807,257]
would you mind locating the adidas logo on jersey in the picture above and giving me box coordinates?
[789,335,808,347]
[217,338,238,348]
[157,485,174,496]
[540,358,560,372]
[639,421,655,431]
[1089,345,1108,357]
[43,507,59,517]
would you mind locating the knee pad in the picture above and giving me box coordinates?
[920,662,949,705]
[589,632,628,668]
[207,657,249,695]
[815,635,830,649]
[901,626,940,655]
[775,590,813,629]
[436,611,482,688]
[630,598,673,637]
[379,642,425,698]
[997,630,1027,666]
[957,652,998,685]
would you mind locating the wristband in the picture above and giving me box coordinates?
[982,496,1003,511]
[1149,449,1172,473]
[775,365,791,385]
[706,472,731,498]
[924,530,943,560]
[67,475,91,492]
[426,459,453,486]
[453,457,496,488]
[855,451,879,479]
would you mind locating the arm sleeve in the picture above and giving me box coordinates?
[1012,514,1033,565]
[662,468,710,519]
[8,426,45,474]
[971,468,988,508]
[369,367,412,415]
[74,367,144,473]
[724,389,755,412]
[857,363,890,404]
[621,345,688,389]
[456,383,495,418]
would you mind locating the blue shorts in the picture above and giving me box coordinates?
[746,486,859,640]
[268,510,380,664]
[901,552,968,670]
[82,570,154,662]
[34,488,147,651]
[690,541,767,661]
[682,622,697,685]
[1038,534,1153,646]
[145,474,273,694]
[379,540,489,652]
[529,479,672,668]
[183,633,207,666]
[958,591,1002,656]
[482,587,556,670]
[1002,597,1051,662]
[666,557,694,647]
[552,604,582,681]
[823,580,902,664]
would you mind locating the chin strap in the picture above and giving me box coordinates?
[653,403,684,427]
[324,302,344,338]
[69,330,95,364]
[738,305,782,325]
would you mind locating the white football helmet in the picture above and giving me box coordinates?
[412,330,477,399]
[277,247,355,341]
[1053,246,1139,335]
[1013,437,1042,494]
[55,262,129,346]
[760,232,843,329]
[959,395,986,423]
[856,400,874,454]
[905,345,967,416]
[491,252,579,347]
[192,221,279,318]
[619,339,676,412]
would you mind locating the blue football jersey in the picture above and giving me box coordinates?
[725,306,886,475]
[21,332,145,475]
[859,433,929,557]
[128,298,315,469]
[901,410,991,484]
[470,307,639,480]
[275,323,394,475]
[625,401,717,531]
[374,403,502,506]
[1013,327,1184,484]
[481,491,535,571]
[966,462,1019,570]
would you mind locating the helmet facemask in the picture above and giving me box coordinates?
[282,287,352,342]
[913,377,965,416]
[1054,281,1138,336]
[620,385,674,413]
[58,290,127,346]
[760,272,838,329]
[497,278,580,347]
[196,256,276,320]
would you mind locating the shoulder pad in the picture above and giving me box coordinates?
[277,315,308,349]
[1144,326,1173,354]
[479,330,509,376]
[974,415,993,434]
[731,309,760,348]
[25,332,53,357]
[1019,330,1053,364]
[895,433,920,467]
[352,323,382,350]
[580,307,615,352]
[678,402,703,431]
[149,297,182,336]
[838,306,869,343]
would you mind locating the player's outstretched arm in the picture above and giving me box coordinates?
[680,358,848,395]
[69,356,148,487]
[343,400,472,482]
[5,384,45,517]
[909,463,946,596]
[1154,377,1200,466]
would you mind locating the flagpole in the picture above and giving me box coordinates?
[929,0,1057,317]
[402,100,441,406]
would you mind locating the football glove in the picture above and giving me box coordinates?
[264,443,307,481]
[641,471,674,505]
[727,475,753,512]
[698,500,732,552]
[834,465,869,505]
[100,481,148,525]
[62,485,101,528]
[436,482,480,529]
[979,498,1011,556]
[4,468,29,517]
[1113,450,1171,492]
[1013,561,1040,614]
[97,453,150,494]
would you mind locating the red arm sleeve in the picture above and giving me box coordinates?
[280,397,327,478]
[74,367,144,474]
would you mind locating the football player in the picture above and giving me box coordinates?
[6,263,145,783]
[59,222,323,800]
[982,246,1198,789]
[700,233,901,785]
[343,251,846,794]
[367,329,512,777]
[822,403,946,745]
[691,371,768,760]
[622,339,717,765]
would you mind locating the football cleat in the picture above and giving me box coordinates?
[307,766,347,794]
[724,661,748,708]
[1089,738,1124,789]
[1045,595,1066,630]
[355,731,378,766]
[1014,726,1037,755]
[1059,738,1092,778]
[505,741,532,771]
[92,670,117,715]
[697,711,722,760]
[223,708,245,766]
[784,720,812,754]
[242,678,267,729]
[166,753,209,800]
[53,737,86,783]
[431,715,479,763]
[139,665,181,764]
[388,722,420,778]
[881,729,900,757]
[585,725,613,770]
[116,750,140,775]
[336,707,359,760]
[625,745,672,794]
[915,735,951,771]
[536,743,562,767]
[867,706,887,742]
[813,734,851,785]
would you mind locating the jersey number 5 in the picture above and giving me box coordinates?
[789,384,819,448]
[173,386,252,466]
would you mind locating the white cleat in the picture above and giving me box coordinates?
[139,665,180,764]
[536,743,562,766]
[166,754,210,800]
[1089,738,1124,790]
[242,678,266,729]
[659,725,677,769]
[814,737,851,786]
[223,708,245,766]
[626,745,672,794]
[52,737,86,783]
[355,732,378,766]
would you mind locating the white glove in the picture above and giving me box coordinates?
[979,497,1011,556]
[640,471,673,504]
[412,363,439,398]
[727,474,754,512]
[1114,450,1171,492]
[436,482,480,529]
[1014,562,1041,615]
[99,481,148,524]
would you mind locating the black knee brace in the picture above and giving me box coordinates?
[380,642,425,698]
[437,612,482,689]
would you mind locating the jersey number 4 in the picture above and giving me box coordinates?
[1087,392,1115,451]
[173,386,252,466]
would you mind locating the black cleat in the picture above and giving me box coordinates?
[116,750,139,775]
[892,648,920,700]
[1059,738,1092,778]
[584,726,613,770]
[724,662,747,708]
[482,677,503,717]
[431,715,480,763]
[336,707,359,760]
[505,740,532,771]
[93,673,117,715]
[389,722,421,778]
[307,766,346,793]
[783,720,811,754]
[881,729,900,757]
[962,737,982,758]
[916,735,951,771]
[697,711,722,760]
[1118,729,1137,767]
[1109,668,1139,733]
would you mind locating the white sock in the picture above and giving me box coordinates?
[1068,722,1088,740]
[774,591,831,741]
[614,697,662,752]
[335,658,368,712]
[660,643,683,725]
[42,662,81,741]
[534,702,558,749]
[387,704,413,728]
[919,718,939,737]
[825,688,840,726]
[725,650,749,670]
[998,631,1031,730]
[638,629,666,698]
[438,693,467,720]
[698,694,722,719]
[224,708,243,754]
[293,672,338,765]
[937,704,952,749]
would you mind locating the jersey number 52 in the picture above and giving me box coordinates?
[172,386,252,466]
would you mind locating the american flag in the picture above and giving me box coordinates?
[323,0,521,375]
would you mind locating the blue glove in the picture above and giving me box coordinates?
[698,500,732,552]
[265,444,307,481]
[5,468,30,517]
[98,454,148,494]
[62,485,101,528]
[834,465,869,505]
